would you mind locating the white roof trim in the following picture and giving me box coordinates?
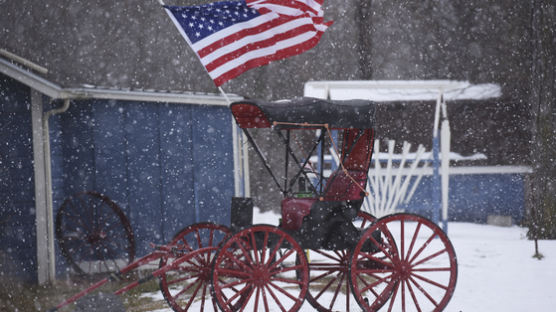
[1,57,63,98]
[304,80,502,102]
[1,57,241,106]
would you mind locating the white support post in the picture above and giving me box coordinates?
[241,131,251,197]
[222,87,250,198]
[31,90,53,284]
[440,100,451,232]
[232,119,241,196]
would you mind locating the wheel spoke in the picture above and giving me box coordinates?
[386,281,400,312]
[412,267,452,272]
[315,271,341,300]
[200,280,208,311]
[183,279,204,311]
[405,277,423,312]
[409,276,439,306]
[402,279,406,312]
[357,250,395,269]
[328,271,345,310]
[261,231,269,264]
[173,277,201,301]
[408,231,437,264]
[411,248,447,267]
[401,219,405,261]
[411,272,449,290]
[253,286,261,312]
[238,285,256,311]
[265,235,286,267]
[167,272,200,286]
[264,284,287,312]
[236,237,256,268]
[366,227,398,264]
[261,285,270,311]
[268,281,301,302]
[360,272,394,293]
[225,283,252,306]
[222,250,252,272]
[250,231,261,264]
[268,248,294,271]
[310,249,343,262]
[406,222,422,261]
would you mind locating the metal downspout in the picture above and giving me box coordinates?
[42,99,71,282]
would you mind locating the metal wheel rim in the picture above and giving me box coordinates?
[158,223,231,312]
[55,191,135,275]
[212,224,309,312]
[350,213,457,312]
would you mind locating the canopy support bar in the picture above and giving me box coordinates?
[241,128,285,195]
[275,129,324,195]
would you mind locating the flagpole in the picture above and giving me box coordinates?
[218,87,232,105]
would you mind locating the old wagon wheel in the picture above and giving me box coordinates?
[301,211,376,312]
[350,213,457,312]
[158,223,231,312]
[212,224,309,312]
[55,191,135,275]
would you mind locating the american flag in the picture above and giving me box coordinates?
[163,0,332,86]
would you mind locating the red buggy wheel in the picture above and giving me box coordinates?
[159,223,231,312]
[55,191,135,275]
[212,224,309,312]
[350,213,457,312]
[302,211,375,312]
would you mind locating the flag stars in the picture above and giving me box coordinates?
[171,1,262,44]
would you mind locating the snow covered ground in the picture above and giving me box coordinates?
[444,222,556,312]
[144,208,556,312]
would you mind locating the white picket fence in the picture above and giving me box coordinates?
[329,139,429,218]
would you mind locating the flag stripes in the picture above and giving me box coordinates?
[164,0,331,86]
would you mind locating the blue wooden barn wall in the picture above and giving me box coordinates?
[399,174,525,224]
[49,99,235,274]
[0,75,37,281]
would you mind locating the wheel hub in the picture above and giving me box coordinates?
[199,265,211,281]
[252,265,270,286]
[398,261,412,280]
[87,230,107,244]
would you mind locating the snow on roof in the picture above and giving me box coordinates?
[304,80,501,102]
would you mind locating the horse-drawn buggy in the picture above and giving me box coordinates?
[51,97,457,312]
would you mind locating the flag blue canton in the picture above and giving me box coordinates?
[166,1,260,44]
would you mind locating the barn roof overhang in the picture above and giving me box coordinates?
[0,56,242,105]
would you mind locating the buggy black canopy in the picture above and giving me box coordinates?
[230,97,376,129]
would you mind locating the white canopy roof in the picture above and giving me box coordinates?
[304,80,501,102]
